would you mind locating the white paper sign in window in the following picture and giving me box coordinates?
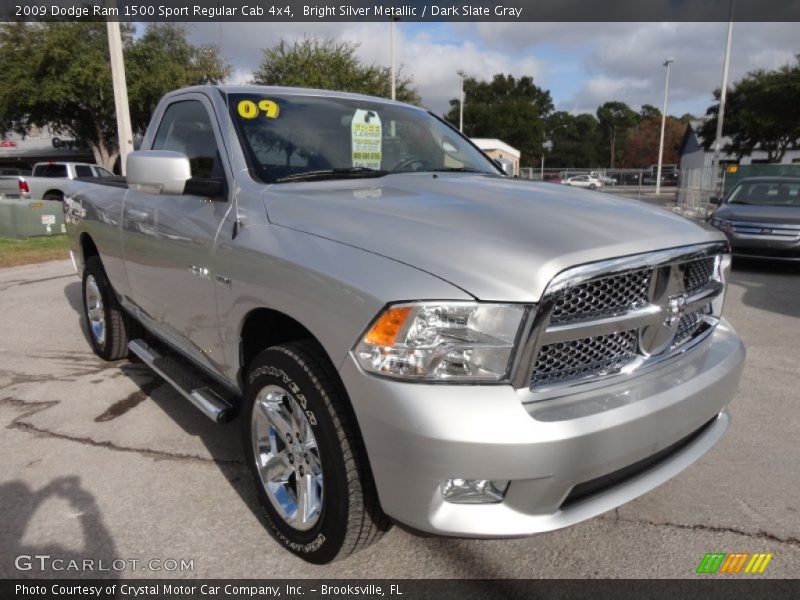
[351,109,382,170]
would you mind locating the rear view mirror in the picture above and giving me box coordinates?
[127,151,190,195]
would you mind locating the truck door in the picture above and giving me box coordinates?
[121,94,233,374]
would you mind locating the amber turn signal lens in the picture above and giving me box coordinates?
[364,306,413,346]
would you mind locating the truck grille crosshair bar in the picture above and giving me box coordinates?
[512,243,729,398]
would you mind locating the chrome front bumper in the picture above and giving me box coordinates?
[339,319,745,536]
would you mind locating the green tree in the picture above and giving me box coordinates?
[445,74,554,168]
[699,57,800,163]
[640,104,661,119]
[596,101,639,168]
[126,24,230,134]
[252,36,420,105]
[0,22,229,170]
[544,111,602,169]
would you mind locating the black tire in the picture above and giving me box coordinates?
[44,191,64,202]
[242,341,389,563]
[81,256,139,360]
[589,183,597,190]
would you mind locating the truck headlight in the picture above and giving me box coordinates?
[353,302,527,381]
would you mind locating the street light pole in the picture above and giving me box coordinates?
[711,7,734,192]
[541,130,546,180]
[107,20,133,175]
[655,57,674,195]
[541,125,562,180]
[457,71,465,132]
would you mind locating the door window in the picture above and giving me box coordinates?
[152,100,223,180]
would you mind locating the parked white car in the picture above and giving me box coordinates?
[565,175,603,190]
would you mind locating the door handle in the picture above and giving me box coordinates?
[125,208,149,223]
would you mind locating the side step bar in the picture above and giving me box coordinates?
[128,339,235,424]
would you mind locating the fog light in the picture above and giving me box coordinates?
[441,479,509,504]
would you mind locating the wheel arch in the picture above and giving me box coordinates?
[75,231,103,273]
[238,307,336,387]
[79,232,100,268]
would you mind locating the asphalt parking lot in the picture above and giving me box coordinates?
[0,257,798,579]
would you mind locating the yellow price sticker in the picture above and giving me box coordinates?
[236,99,280,119]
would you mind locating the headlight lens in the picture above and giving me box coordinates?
[709,216,733,234]
[354,302,527,381]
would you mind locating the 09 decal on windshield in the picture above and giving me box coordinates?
[236,99,280,119]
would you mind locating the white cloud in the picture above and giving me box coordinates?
[350,28,547,113]
[184,21,799,118]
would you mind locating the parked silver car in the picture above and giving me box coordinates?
[66,86,745,563]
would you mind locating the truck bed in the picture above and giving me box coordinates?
[75,176,128,189]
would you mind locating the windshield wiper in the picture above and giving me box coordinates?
[276,167,388,183]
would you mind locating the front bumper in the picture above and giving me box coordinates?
[715,224,800,261]
[339,319,745,536]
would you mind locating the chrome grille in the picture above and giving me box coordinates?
[523,244,727,394]
[731,220,800,240]
[550,269,651,324]
[671,307,709,349]
[684,258,715,292]
[532,330,637,386]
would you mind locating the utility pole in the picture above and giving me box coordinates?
[655,58,674,195]
[107,19,133,175]
[390,19,396,101]
[458,71,465,132]
[711,5,734,194]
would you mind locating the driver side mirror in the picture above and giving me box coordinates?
[708,195,722,206]
[127,151,191,195]
[127,151,225,199]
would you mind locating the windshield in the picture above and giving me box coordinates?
[728,181,800,207]
[227,93,501,183]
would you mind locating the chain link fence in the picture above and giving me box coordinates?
[676,164,800,216]
[676,166,720,214]
[518,167,680,196]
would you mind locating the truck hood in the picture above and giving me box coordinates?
[264,173,721,301]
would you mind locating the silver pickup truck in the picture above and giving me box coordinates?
[66,85,745,564]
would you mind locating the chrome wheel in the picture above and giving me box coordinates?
[84,274,106,346]
[251,384,323,531]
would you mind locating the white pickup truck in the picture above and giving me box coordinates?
[18,161,113,201]
[0,166,31,198]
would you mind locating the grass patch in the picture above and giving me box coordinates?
[0,235,69,268]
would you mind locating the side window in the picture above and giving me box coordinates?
[93,166,114,178]
[152,100,222,180]
[34,164,67,178]
[74,165,93,178]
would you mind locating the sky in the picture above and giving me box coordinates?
[185,21,799,119]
